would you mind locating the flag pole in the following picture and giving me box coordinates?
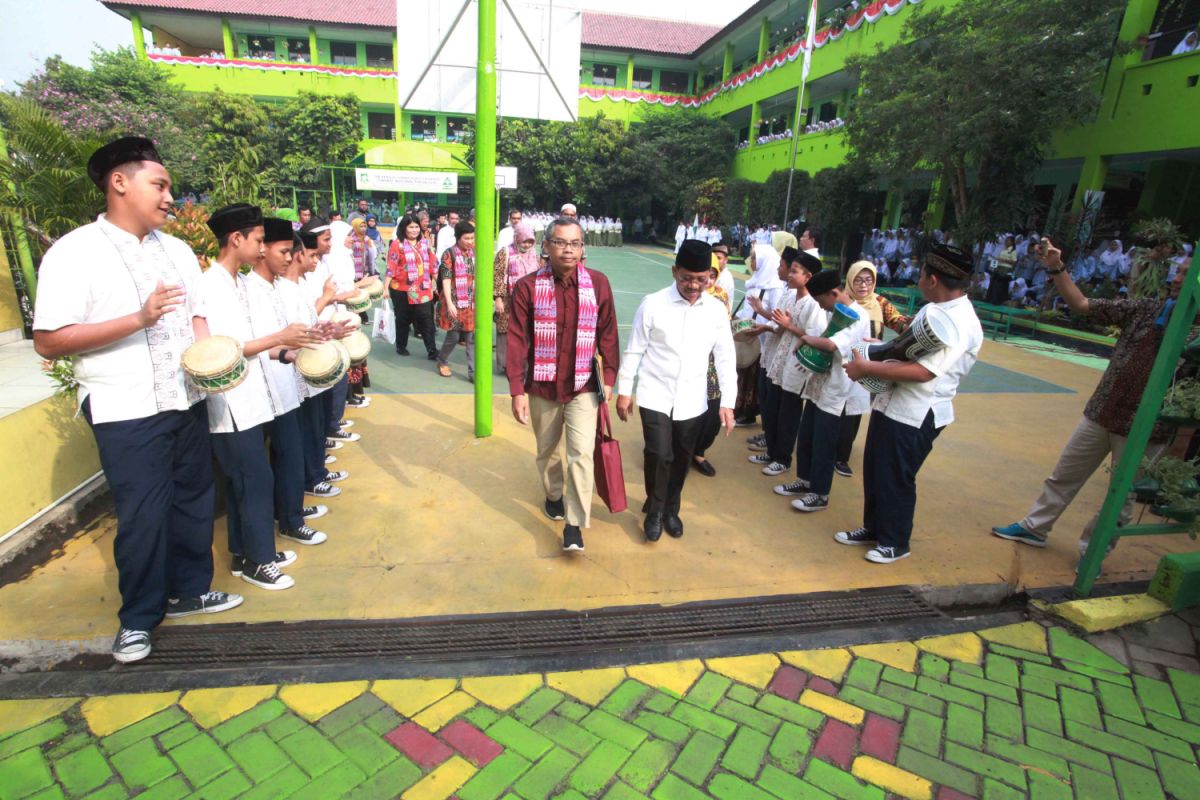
[783,2,817,231]
[474,0,497,437]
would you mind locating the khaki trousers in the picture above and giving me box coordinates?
[1020,416,1163,556]
[530,392,600,527]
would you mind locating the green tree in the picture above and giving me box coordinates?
[807,159,879,268]
[688,178,726,227]
[183,89,269,200]
[843,0,1129,247]
[266,93,362,189]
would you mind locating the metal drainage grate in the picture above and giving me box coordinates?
[148,588,941,666]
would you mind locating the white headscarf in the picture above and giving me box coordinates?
[325,220,356,292]
[745,244,783,292]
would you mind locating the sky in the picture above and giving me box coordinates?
[0,0,757,89]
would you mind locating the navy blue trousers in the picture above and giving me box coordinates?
[85,399,214,631]
[299,396,326,490]
[795,403,841,495]
[861,410,942,550]
[325,374,349,435]
[266,408,305,531]
[768,389,803,468]
[757,368,775,443]
[211,423,277,565]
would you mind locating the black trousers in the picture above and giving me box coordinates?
[694,398,722,458]
[86,399,215,631]
[391,289,436,356]
[759,370,779,448]
[768,389,804,468]
[836,411,863,464]
[266,407,305,531]
[795,403,841,495]
[640,408,705,515]
[299,396,326,490]
[211,423,277,566]
[324,374,348,436]
[862,410,942,550]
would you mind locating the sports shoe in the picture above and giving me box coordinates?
[991,523,1047,548]
[303,504,328,520]
[746,432,766,445]
[791,493,829,512]
[241,560,295,590]
[112,627,151,663]
[325,439,343,451]
[761,461,788,476]
[325,455,336,465]
[834,461,853,478]
[834,527,877,546]
[348,395,371,408]
[280,526,327,545]
[733,416,756,428]
[748,454,773,465]
[562,525,584,552]
[324,470,349,483]
[328,430,360,443]
[305,481,341,498]
[866,546,910,564]
[774,478,811,497]
[231,551,297,576]
[339,420,355,429]
[544,497,566,521]
[747,440,768,453]
[165,591,244,618]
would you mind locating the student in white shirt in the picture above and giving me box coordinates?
[840,243,984,563]
[781,270,871,512]
[436,210,461,261]
[738,244,788,434]
[495,208,522,254]
[203,204,321,591]
[33,137,242,664]
[711,244,736,299]
[617,240,736,542]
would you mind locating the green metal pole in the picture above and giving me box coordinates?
[0,124,39,307]
[474,0,497,437]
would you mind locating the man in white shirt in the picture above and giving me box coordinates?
[204,204,321,591]
[33,137,242,664]
[436,210,461,260]
[674,221,688,254]
[617,240,737,542]
[495,208,522,254]
[841,243,984,563]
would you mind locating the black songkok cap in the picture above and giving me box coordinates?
[300,217,330,235]
[263,218,294,243]
[780,246,799,265]
[299,230,319,250]
[454,220,475,239]
[676,239,712,272]
[807,269,841,296]
[86,136,163,190]
[924,242,973,280]
[206,204,264,237]
[796,251,823,274]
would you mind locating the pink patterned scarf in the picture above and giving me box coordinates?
[533,265,598,391]
[506,245,541,291]
[451,246,474,309]
[403,241,431,289]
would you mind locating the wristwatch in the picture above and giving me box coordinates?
[279,348,290,363]
[1046,268,1065,276]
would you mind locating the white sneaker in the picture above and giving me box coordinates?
[112,627,151,663]
[340,420,355,429]
[865,546,910,564]
[306,482,341,498]
[791,493,829,512]
[242,560,295,590]
[324,470,349,483]
[761,461,788,476]
[303,505,328,520]
[774,479,811,496]
[279,526,327,546]
[325,455,336,465]
[325,439,343,451]
[748,454,772,465]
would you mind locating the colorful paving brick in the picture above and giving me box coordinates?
[2,620,1199,798]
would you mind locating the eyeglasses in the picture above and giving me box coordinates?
[547,238,584,250]
[852,275,874,285]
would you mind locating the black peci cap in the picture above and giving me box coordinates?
[86,136,163,190]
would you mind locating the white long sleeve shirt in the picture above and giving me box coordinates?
[200,264,276,434]
[618,284,736,421]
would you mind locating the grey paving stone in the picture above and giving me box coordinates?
[1087,634,1132,667]
[1119,617,1197,657]
[1133,660,1167,680]
[1127,644,1200,672]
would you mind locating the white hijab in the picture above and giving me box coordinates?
[745,244,783,292]
[325,220,356,291]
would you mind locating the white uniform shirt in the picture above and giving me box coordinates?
[32,216,206,423]
[200,264,276,433]
[872,295,983,428]
[802,300,871,416]
[495,225,515,254]
[618,285,737,420]
[717,268,735,300]
[278,277,328,398]
[245,271,301,415]
[769,294,827,394]
[436,225,456,260]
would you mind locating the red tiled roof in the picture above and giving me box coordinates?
[102,1,722,55]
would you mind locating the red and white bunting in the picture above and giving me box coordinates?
[147,53,397,79]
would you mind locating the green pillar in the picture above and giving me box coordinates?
[222,19,234,59]
[131,12,146,60]
[626,54,634,90]
[392,31,398,70]
[924,174,949,231]
[748,101,761,150]
[758,17,771,62]
[882,187,903,229]
[0,126,39,306]
[309,26,318,64]
[723,43,734,81]
[474,0,497,437]
[1070,154,1109,213]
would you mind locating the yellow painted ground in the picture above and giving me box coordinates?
[0,338,1193,642]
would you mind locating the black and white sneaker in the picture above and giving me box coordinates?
[562,525,584,552]
[165,591,244,618]
[748,454,773,465]
[325,439,343,451]
[866,546,910,564]
[774,479,811,497]
[324,470,349,483]
[280,526,327,545]
[339,420,355,429]
[328,430,360,443]
[303,504,328,521]
[834,527,877,546]
[761,461,788,476]
[241,560,295,590]
[747,439,768,453]
[791,493,829,512]
[231,551,297,576]
[746,432,766,445]
[544,497,566,521]
[325,455,336,465]
[305,481,341,498]
[112,627,151,664]
[348,395,371,408]
[733,417,756,428]
[834,461,853,478]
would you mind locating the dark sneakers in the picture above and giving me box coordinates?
[834,527,877,546]
[241,560,295,590]
[303,505,328,520]
[112,628,151,663]
[544,497,566,521]
[866,546,911,564]
[834,461,853,478]
[231,551,297,577]
[279,526,327,545]
[165,591,245,618]
[563,525,584,552]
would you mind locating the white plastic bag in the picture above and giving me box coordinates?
[373,296,396,345]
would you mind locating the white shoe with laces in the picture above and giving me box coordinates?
[761,461,788,476]
[241,560,295,590]
[112,627,151,663]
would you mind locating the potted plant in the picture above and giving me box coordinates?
[1161,378,1200,425]
[1140,455,1200,531]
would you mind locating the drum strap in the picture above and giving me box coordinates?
[100,225,203,411]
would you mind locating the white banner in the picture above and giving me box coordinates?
[355,168,459,194]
